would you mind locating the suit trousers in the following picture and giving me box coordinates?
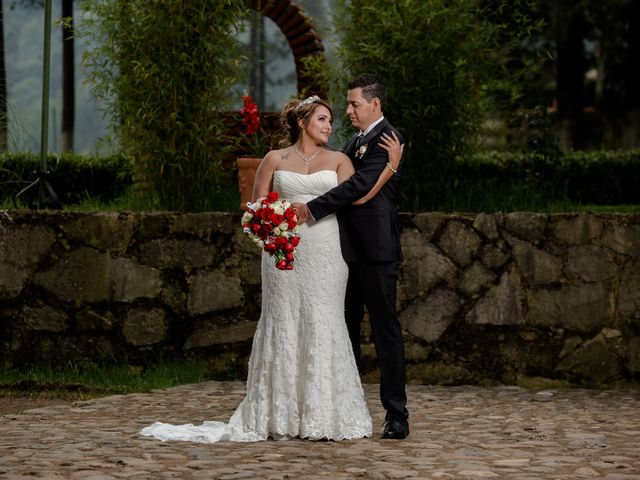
[345,261,409,421]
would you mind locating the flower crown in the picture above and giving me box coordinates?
[295,95,321,112]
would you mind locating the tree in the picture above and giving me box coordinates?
[624,0,640,147]
[587,0,640,148]
[0,0,7,152]
[510,0,640,149]
[331,0,538,211]
[61,0,74,152]
[80,0,249,211]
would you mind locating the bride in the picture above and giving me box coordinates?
[140,96,402,443]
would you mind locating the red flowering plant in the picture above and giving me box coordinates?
[241,191,300,270]
[240,95,266,158]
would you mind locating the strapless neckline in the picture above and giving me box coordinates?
[274,169,336,177]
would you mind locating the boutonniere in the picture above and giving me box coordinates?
[355,143,368,159]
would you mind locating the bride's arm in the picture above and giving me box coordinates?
[251,151,278,201]
[353,132,403,205]
[336,152,356,183]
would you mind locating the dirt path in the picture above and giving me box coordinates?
[0,396,75,415]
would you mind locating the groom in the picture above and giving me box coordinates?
[294,74,409,439]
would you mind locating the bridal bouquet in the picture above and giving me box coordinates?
[241,191,300,270]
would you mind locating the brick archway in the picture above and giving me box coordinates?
[245,0,327,97]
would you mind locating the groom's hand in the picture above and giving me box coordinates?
[292,202,310,224]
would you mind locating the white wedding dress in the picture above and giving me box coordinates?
[140,170,372,443]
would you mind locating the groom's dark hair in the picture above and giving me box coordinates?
[349,74,387,112]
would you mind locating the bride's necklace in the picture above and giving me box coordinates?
[294,146,321,166]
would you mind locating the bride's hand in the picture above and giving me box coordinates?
[379,132,404,170]
[292,202,310,224]
[353,132,404,207]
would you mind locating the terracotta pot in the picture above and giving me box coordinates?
[237,157,262,209]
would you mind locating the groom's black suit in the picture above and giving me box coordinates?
[307,118,408,421]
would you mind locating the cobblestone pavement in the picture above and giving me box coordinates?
[1,382,639,479]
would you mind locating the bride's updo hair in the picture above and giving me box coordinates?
[281,95,332,146]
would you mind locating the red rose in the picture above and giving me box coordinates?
[264,242,277,252]
[266,191,279,203]
[276,259,288,270]
[285,263,294,270]
[284,209,296,222]
[285,253,294,262]
[291,237,300,247]
[261,207,274,221]
[259,225,271,238]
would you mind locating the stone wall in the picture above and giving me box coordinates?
[1,210,639,386]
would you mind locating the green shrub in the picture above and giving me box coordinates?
[561,150,640,205]
[446,149,640,212]
[3,149,637,213]
[0,152,132,207]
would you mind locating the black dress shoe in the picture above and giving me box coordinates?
[382,419,409,439]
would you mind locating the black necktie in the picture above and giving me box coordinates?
[355,133,364,149]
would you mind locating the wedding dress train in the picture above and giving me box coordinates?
[140,170,372,443]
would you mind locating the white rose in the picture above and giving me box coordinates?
[278,221,288,231]
[273,227,281,236]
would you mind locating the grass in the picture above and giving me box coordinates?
[438,182,553,213]
[0,359,210,400]
[558,204,640,213]
[429,181,640,213]
[62,188,160,212]
[1,175,638,214]
[1,177,242,212]
[4,190,638,214]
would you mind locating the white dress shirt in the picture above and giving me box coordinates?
[359,116,385,137]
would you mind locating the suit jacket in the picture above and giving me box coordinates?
[307,118,403,263]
